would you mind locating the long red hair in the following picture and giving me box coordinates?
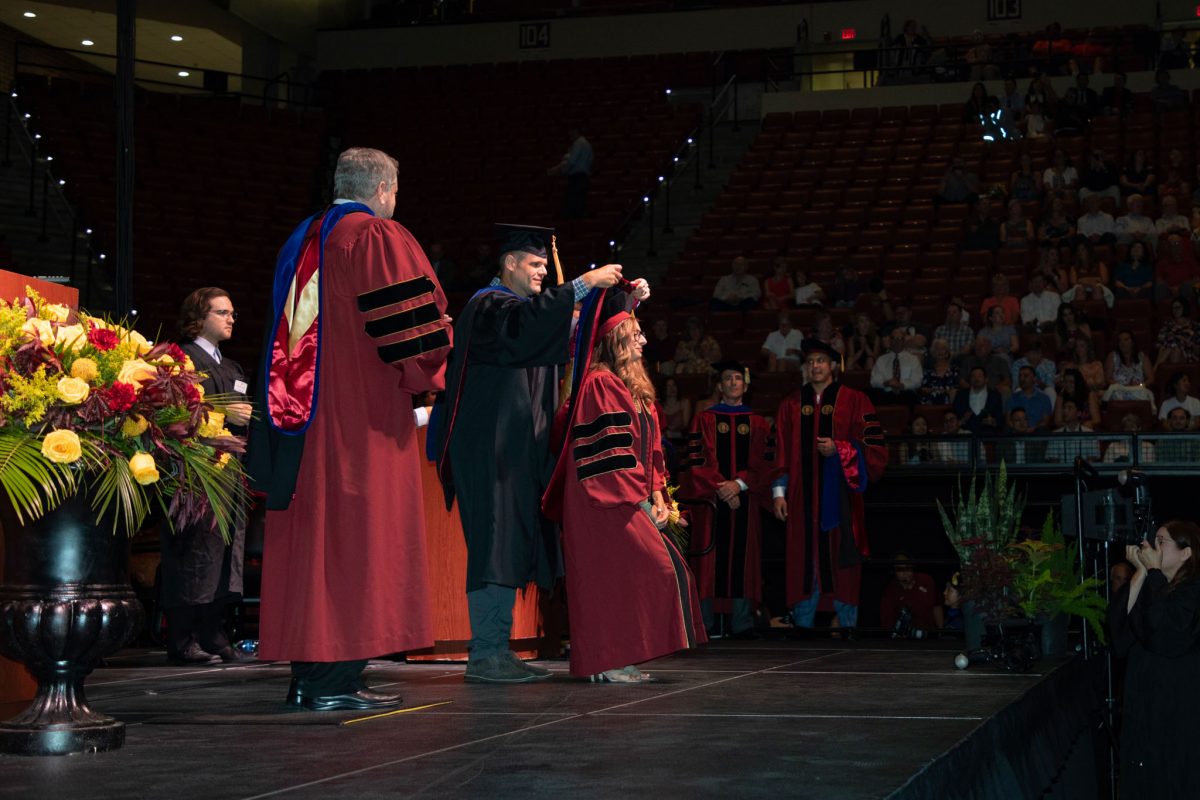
[593,317,656,405]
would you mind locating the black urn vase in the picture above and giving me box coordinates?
[0,491,144,756]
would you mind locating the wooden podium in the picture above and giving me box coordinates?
[0,273,78,703]
[407,428,546,662]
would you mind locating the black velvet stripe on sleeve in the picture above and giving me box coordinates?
[364,301,440,339]
[571,411,633,441]
[577,454,638,480]
[376,328,451,364]
[357,276,435,313]
[573,432,634,461]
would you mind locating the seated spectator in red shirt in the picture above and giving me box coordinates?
[762,257,794,310]
[880,554,944,633]
[980,274,1020,325]
[1155,234,1200,303]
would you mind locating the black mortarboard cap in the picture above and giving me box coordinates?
[495,223,554,259]
[801,339,839,360]
[712,358,750,385]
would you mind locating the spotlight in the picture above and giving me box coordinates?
[642,196,650,203]
[686,137,693,144]
[85,228,93,235]
[10,91,17,98]
[23,113,30,119]
[23,11,36,18]
[99,253,107,260]
[45,155,53,161]
[170,35,183,42]
[58,179,65,186]
[81,39,94,47]
[33,133,40,139]
[673,156,679,162]
[130,309,138,316]
[665,88,672,95]
[608,240,615,247]
[657,176,664,182]
[178,70,190,77]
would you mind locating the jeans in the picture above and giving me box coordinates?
[792,575,858,628]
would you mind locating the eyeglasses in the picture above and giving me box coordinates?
[633,330,647,342]
[210,310,238,320]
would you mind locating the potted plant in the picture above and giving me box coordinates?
[936,462,1025,648]
[1008,511,1107,657]
[0,288,249,756]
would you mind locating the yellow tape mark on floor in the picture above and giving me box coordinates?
[340,701,453,726]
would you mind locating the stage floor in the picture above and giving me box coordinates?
[0,639,1064,799]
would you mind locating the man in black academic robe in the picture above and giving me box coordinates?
[163,287,254,665]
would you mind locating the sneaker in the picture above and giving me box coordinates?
[589,665,643,683]
[465,654,539,684]
[506,651,552,679]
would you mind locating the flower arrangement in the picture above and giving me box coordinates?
[0,287,248,539]
[1008,511,1107,643]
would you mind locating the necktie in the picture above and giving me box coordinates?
[892,354,901,382]
[213,348,222,364]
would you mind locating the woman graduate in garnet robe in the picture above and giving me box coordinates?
[555,296,706,682]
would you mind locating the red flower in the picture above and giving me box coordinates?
[103,381,137,413]
[184,383,200,404]
[87,327,120,351]
[165,343,188,365]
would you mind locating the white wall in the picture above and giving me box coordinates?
[317,1,1160,70]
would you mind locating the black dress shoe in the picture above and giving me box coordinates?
[300,689,404,712]
[287,679,400,708]
[216,646,256,664]
[167,643,220,666]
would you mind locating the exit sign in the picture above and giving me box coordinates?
[841,28,857,40]
[987,0,1022,21]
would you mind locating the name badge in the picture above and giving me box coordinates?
[233,380,248,394]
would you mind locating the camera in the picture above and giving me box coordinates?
[892,606,926,640]
[955,623,1040,672]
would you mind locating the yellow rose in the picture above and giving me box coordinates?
[82,314,109,330]
[124,329,152,356]
[21,317,54,347]
[195,383,205,399]
[198,410,226,439]
[128,452,159,485]
[41,429,82,464]
[54,323,86,352]
[183,356,195,372]
[56,376,90,405]
[216,452,231,470]
[121,414,149,438]
[45,303,71,323]
[116,359,158,386]
[70,357,99,383]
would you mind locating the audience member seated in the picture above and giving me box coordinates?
[1000,199,1035,250]
[934,156,981,206]
[711,256,761,311]
[1151,67,1189,111]
[1079,149,1120,204]
[962,336,1013,394]
[1102,413,1156,464]
[1010,152,1043,202]
[1071,73,1100,120]
[898,415,935,464]
[1052,87,1087,138]
[981,305,1020,364]
[1066,240,1113,307]
[1011,339,1057,401]
[760,312,804,372]
[870,329,922,406]
[1114,197,1157,251]
[934,299,975,360]
[1044,149,1081,197]
[1159,372,1200,428]
[1160,156,1192,204]
[1154,234,1199,302]
[831,265,868,308]
[1034,246,1070,294]
[1025,73,1058,114]
[1119,150,1156,199]
[1054,367,1100,428]
[997,407,1045,465]
[920,338,959,406]
[1045,398,1100,463]
[845,313,882,371]
[962,198,1001,251]
[954,365,1005,435]
[660,377,692,444]
[961,81,992,123]
[1156,195,1191,240]
[1022,99,1050,139]
[1101,72,1134,119]
[1020,273,1061,332]
[1076,194,1116,247]
[1155,298,1200,366]
[1060,334,1106,395]
[980,274,1020,325]
[1157,408,1200,460]
[881,302,930,343]
[1054,304,1093,353]
[1007,366,1055,430]
[999,77,1026,121]
[1103,329,1157,410]
[879,554,943,633]
[793,269,825,308]
[939,408,982,464]
[762,257,794,311]
[644,318,678,376]
[813,312,847,357]
[673,316,723,374]
[1039,196,1076,250]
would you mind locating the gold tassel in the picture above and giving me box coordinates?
[551,234,565,286]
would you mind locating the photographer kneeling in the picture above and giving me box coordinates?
[1108,520,1200,799]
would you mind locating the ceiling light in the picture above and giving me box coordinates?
[170,35,183,42]
[23,12,36,18]
[178,70,190,77]
[81,39,94,47]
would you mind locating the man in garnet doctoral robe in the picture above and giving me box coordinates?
[246,147,452,711]
[772,340,887,633]
[681,360,773,639]
[432,224,624,683]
